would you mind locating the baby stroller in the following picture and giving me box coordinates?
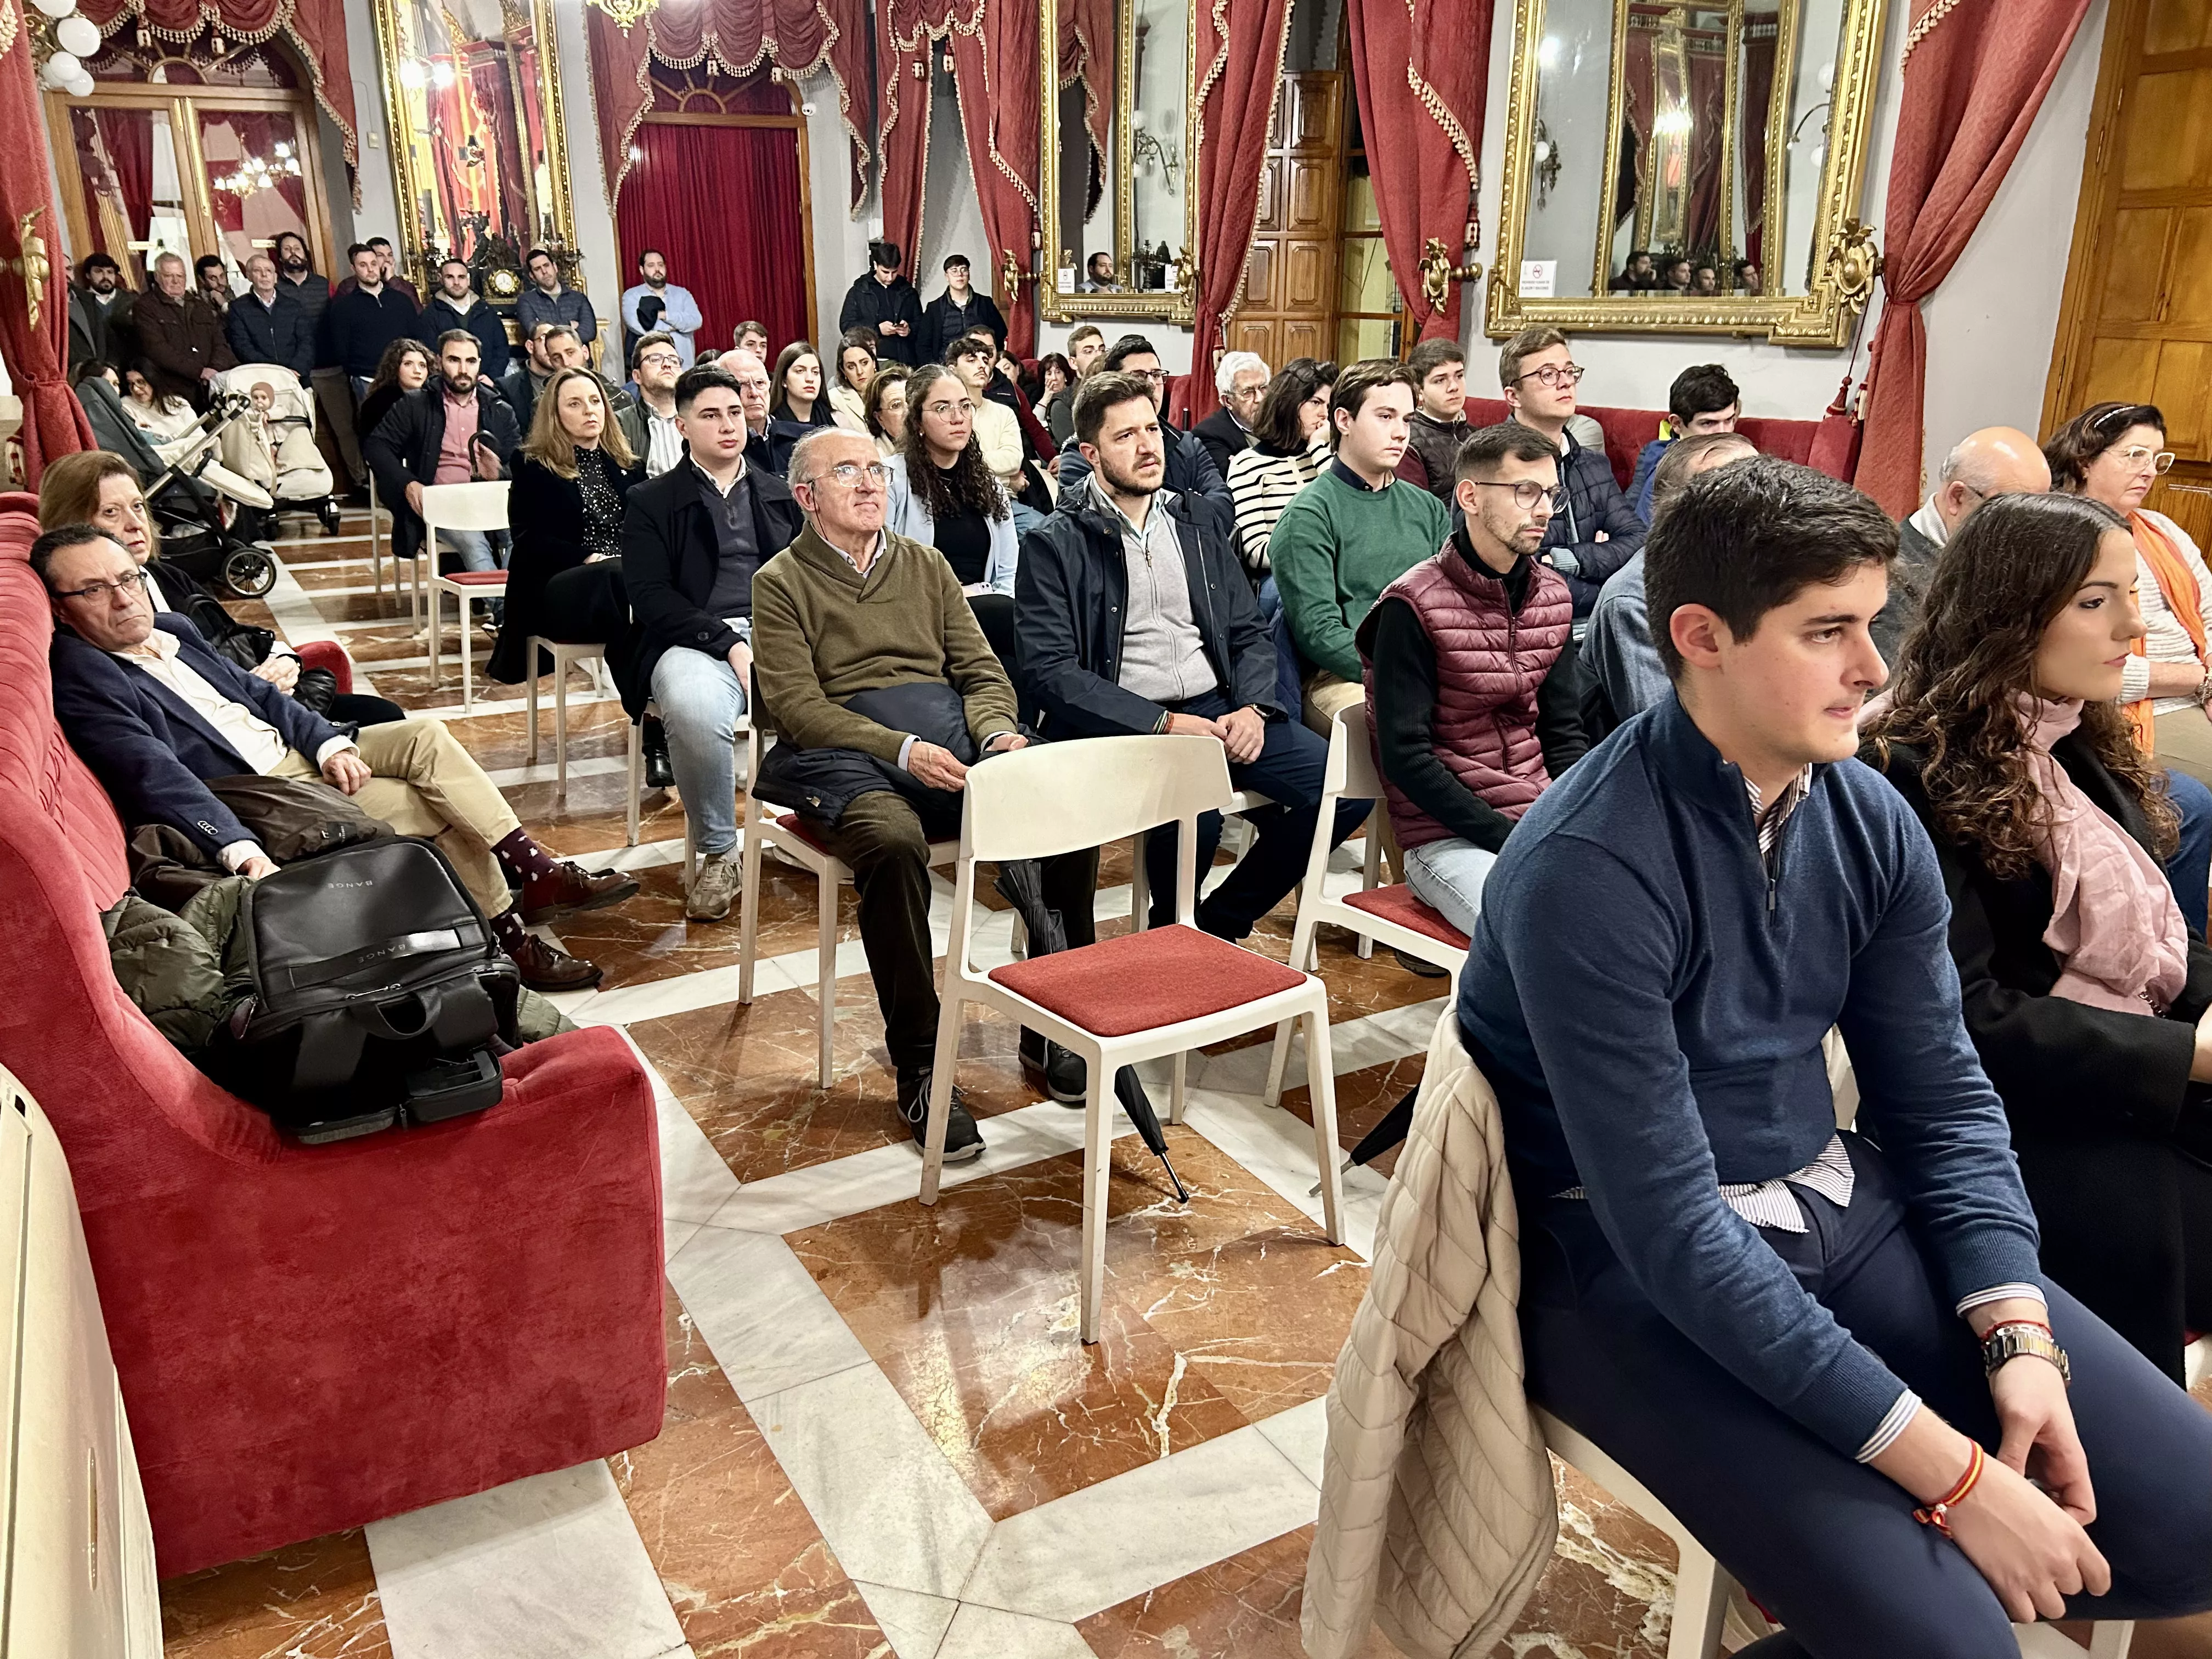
[76,373,280,599]
[212,363,342,536]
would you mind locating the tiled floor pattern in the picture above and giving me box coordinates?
[157,514,2212,1659]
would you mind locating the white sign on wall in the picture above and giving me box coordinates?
[1519,261,1558,299]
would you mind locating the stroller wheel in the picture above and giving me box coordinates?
[318,499,343,535]
[223,548,276,598]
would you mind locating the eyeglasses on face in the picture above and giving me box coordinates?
[1465,479,1566,511]
[1514,363,1586,389]
[636,352,681,369]
[54,567,148,602]
[810,460,891,487]
[921,398,969,418]
[1129,369,1169,385]
[2115,445,2176,475]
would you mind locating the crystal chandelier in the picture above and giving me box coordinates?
[216,140,303,200]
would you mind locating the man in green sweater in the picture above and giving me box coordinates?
[752,427,1087,1159]
[1269,359,1451,735]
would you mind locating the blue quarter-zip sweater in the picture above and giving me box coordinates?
[1458,693,2044,1457]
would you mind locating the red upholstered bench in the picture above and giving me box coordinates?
[1462,397,1847,487]
[0,491,664,1576]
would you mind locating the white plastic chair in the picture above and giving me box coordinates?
[918,733,1345,1343]
[523,640,607,790]
[1263,705,1458,1107]
[419,480,511,711]
[1126,786,1276,932]
[736,725,958,1087]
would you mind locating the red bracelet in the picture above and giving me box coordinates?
[1912,1441,1987,1538]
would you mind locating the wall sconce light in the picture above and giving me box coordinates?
[1532,116,1562,207]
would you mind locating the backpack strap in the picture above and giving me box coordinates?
[278,922,484,992]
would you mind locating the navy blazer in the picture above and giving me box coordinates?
[50,617,343,857]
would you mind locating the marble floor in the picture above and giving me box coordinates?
[158,512,2212,1659]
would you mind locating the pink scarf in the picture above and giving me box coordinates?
[2021,696,2189,1015]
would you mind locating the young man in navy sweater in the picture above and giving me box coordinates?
[1459,455,2212,1654]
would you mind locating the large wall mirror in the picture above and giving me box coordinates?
[1490,0,1886,346]
[1039,0,1202,324]
[370,0,575,291]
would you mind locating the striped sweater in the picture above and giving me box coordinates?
[1224,438,1329,578]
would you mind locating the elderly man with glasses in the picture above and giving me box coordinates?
[1194,349,1269,477]
[620,363,806,920]
[1498,325,1645,616]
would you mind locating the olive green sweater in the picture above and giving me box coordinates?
[1269,466,1451,682]
[751,523,1018,761]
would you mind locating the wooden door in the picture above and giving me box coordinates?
[1229,72,1345,371]
[2046,0,2212,546]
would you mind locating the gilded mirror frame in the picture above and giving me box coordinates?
[1037,0,1203,325]
[1488,0,1887,347]
[370,0,577,292]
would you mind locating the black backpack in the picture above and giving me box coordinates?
[212,839,521,1143]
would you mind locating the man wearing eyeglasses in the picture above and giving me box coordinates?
[1359,423,1592,936]
[616,332,687,479]
[753,427,1054,1162]
[1499,326,1645,616]
[620,363,806,920]
[1884,427,2050,664]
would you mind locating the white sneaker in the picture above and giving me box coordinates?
[686,851,742,922]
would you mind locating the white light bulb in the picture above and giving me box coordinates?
[430,60,455,88]
[42,51,81,87]
[398,59,426,89]
[32,0,77,19]
[54,15,99,58]
[66,67,94,96]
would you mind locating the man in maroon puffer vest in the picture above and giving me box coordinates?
[1357,422,1593,936]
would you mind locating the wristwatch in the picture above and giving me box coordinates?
[1981,1321,2070,1385]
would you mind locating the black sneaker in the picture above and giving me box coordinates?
[1392,946,1449,979]
[899,1069,985,1163]
[1019,1029,1087,1105]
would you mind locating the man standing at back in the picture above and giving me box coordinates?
[334,237,420,304]
[427,257,511,382]
[134,252,236,410]
[920,253,1006,363]
[517,247,596,352]
[1269,358,1448,734]
[67,253,134,372]
[839,240,925,366]
[1500,325,1643,615]
[1393,339,1470,502]
[225,252,314,380]
[328,243,420,398]
[621,249,704,366]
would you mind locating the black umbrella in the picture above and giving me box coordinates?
[994,862,1188,1202]
[1311,1084,1418,1197]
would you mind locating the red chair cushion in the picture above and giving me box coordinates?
[1342,883,1470,950]
[990,924,1306,1037]
[292,639,353,696]
[442,570,509,586]
[774,810,832,857]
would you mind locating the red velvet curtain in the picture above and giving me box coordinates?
[1686,37,1725,252]
[1344,0,1493,348]
[1184,0,1294,417]
[1740,24,1778,269]
[94,108,154,256]
[588,0,872,216]
[0,20,96,481]
[469,54,528,246]
[79,0,360,178]
[1059,0,1114,171]
[618,122,808,355]
[1854,0,2093,513]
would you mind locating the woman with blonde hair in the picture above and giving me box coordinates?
[488,365,642,686]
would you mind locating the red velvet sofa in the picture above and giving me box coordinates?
[0,493,667,1576]
[1461,396,1850,488]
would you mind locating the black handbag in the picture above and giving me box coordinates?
[211,839,520,1143]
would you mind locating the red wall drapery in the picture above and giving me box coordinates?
[1,26,97,481]
[587,0,871,217]
[1344,0,1492,347]
[1058,0,1114,178]
[618,121,809,356]
[92,107,153,250]
[1686,38,1725,253]
[1740,24,1778,269]
[1853,0,2093,514]
[1184,0,1294,418]
[78,0,359,179]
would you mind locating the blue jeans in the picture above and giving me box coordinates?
[652,643,747,857]
[2163,766,2211,935]
[1402,837,1497,937]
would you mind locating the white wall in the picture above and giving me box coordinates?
[343,0,404,253]
[916,73,992,319]
[551,0,622,329]
[802,69,877,347]
[1467,0,2108,484]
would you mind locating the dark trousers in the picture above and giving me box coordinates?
[2163,766,2211,935]
[967,594,1033,726]
[2015,1126,2212,1384]
[540,558,631,689]
[1522,1135,2212,1657]
[808,790,1097,1077]
[1142,689,1367,938]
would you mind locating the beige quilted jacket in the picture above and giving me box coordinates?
[1301,1008,1556,1659]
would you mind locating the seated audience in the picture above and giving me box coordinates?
[1661,255,1692,292]
[885,364,1019,681]
[945,334,1028,506]
[121,364,198,444]
[754,428,1062,1156]
[1044,325,1103,447]
[770,341,840,460]
[1884,426,2053,663]
[1195,350,1268,476]
[1361,424,1590,936]
[919,253,1006,362]
[1225,357,1336,583]
[1271,359,1449,734]
[830,329,879,431]
[355,337,432,446]
[1608,250,1656,291]
[839,239,925,366]
[1500,325,1644,614]
[1864,491,2212,1384]
[1018,369,1366,939]
[363,330,520,599]
[1393,339,1470,503]
[621,364,805,922]
[40,449,403,728]
[864,364,911,458]
[1463,454,2212,1654]
[224,252,314,379]
[714,346,781,475]
[39,524,627,989]
[1628,363,1740,523]
[1688,262,1720,296]
[1054,335,1234,523]
[542,322,633,418]
[1734,257,1762,294]
[1033,354,1074,433]
[2047,402,2212,791]
[733,320,772,362]
[614,331,685,478]
[500,321,558,433]
[488,366,642,695]
[1587,431,1758,724]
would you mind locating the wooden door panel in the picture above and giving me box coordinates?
[1283,320,1325,361]
[2124,68,2212,190]
[1236,69,1342,379]
[1269,83,1290,149]
[2164,207,2212,328]
[1244,244,1280,309]
[1292,77,1339,149]
[2100,208,2173,323]
[2145,0,2212,54]
[2084,333,2162,407]
[1231,320,1277,362]
[1288,159,1332,233]
[1252,159,1284,234]
[2153,339,2212,449]
[1284,240,1331,311]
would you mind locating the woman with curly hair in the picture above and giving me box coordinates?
[1863,490,2212,1381]
[883,362,1019,680]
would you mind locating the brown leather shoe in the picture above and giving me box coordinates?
[507,932,603,991]
[519,861,639,925]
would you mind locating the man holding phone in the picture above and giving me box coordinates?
[364,330,519,613]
